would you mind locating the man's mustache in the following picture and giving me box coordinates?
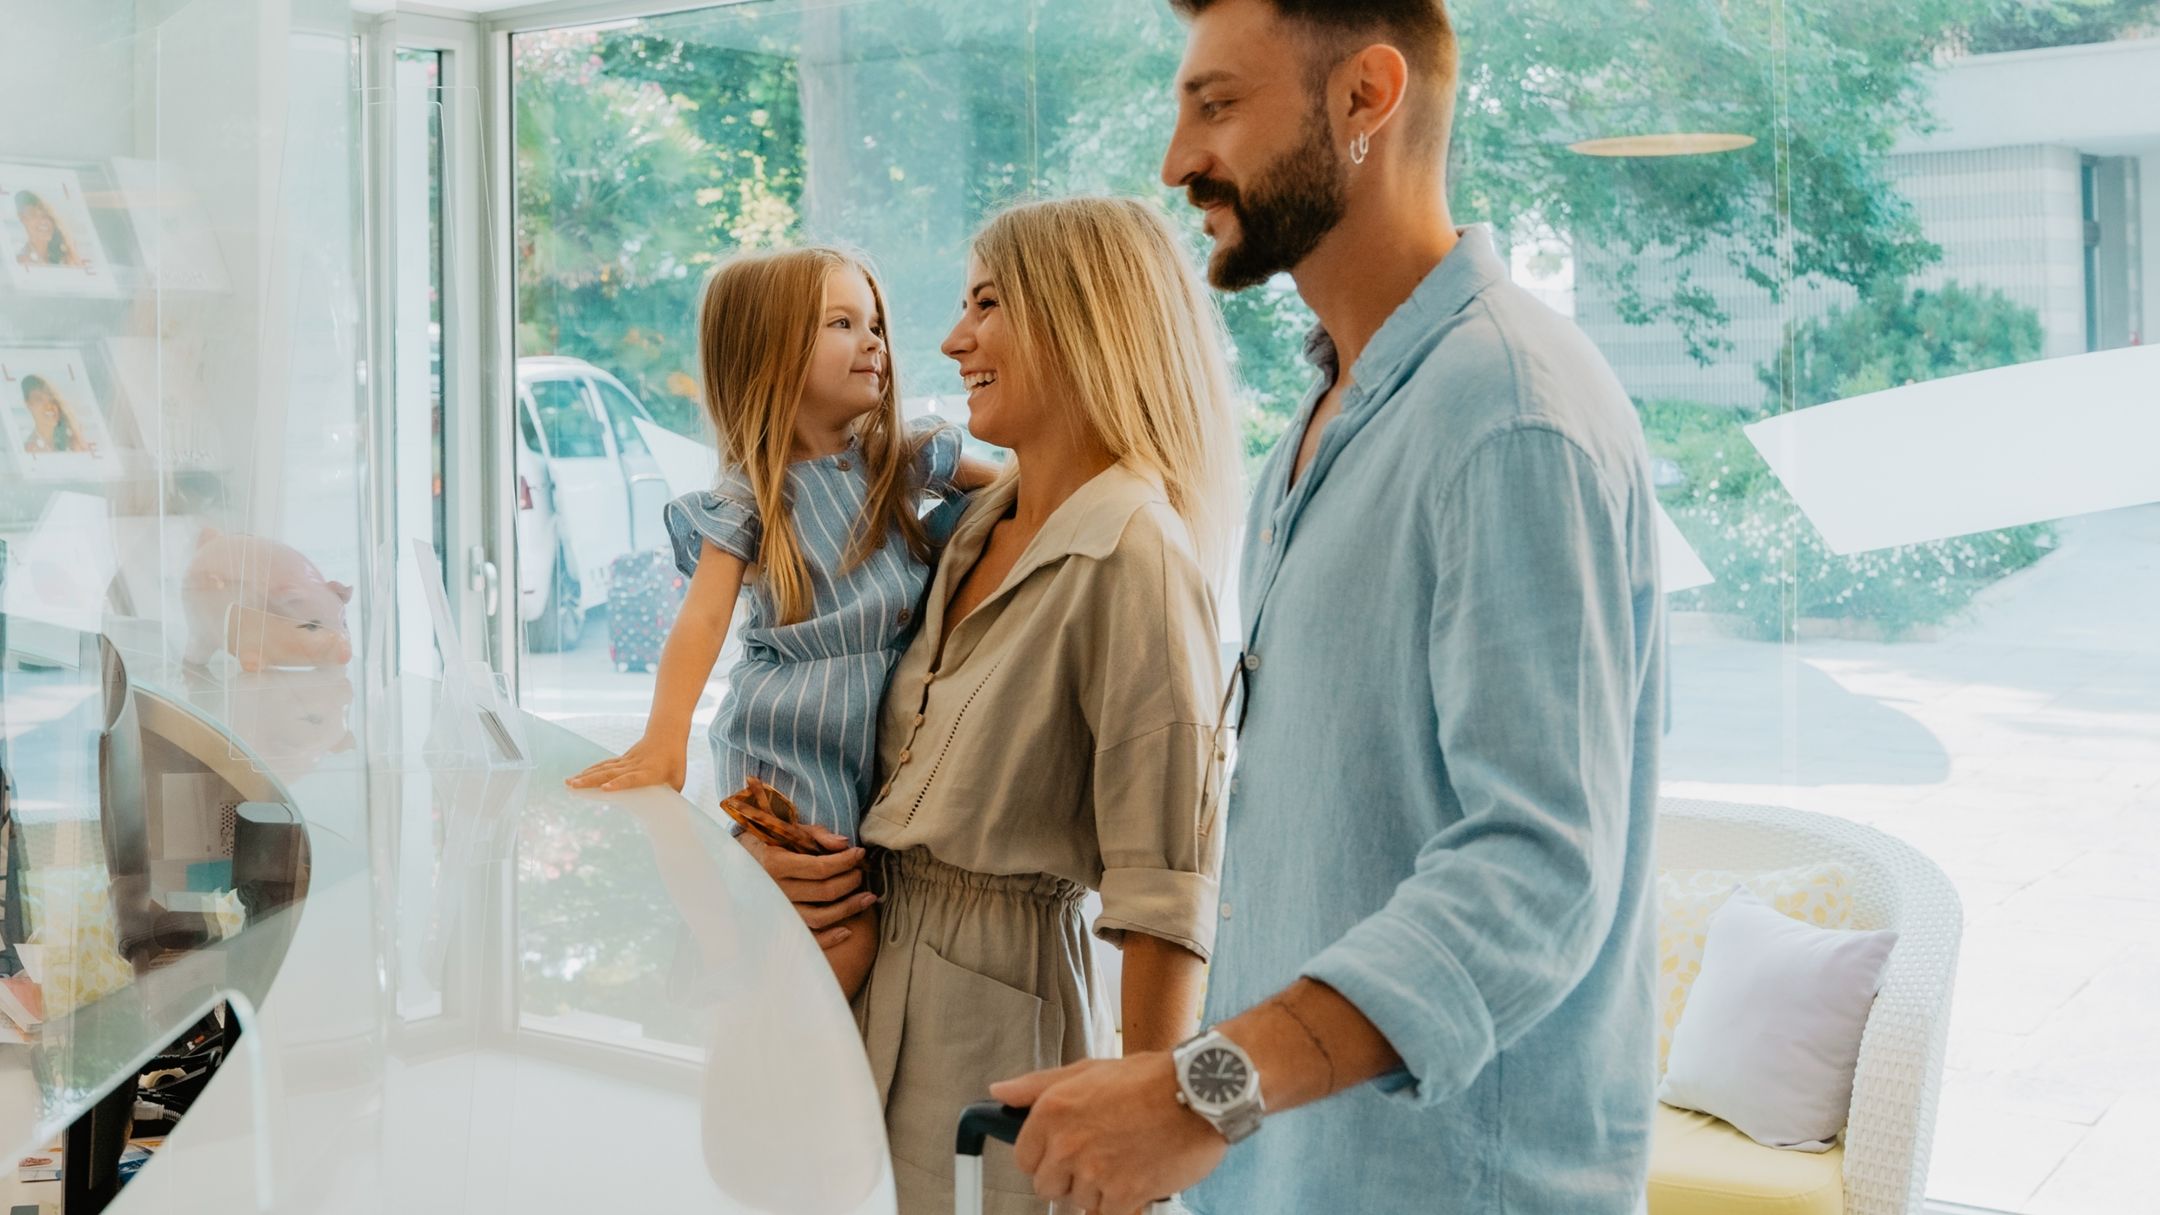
[1186,176,1239,211]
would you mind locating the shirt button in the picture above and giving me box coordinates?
[913,713,926,727]
[1261,528,1274,544]
[1220,902,1233,921]
[898,750,912,764]
[1242,652,1261,672]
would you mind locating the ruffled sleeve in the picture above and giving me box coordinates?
[663,490,760,577]
[909,417,965,497]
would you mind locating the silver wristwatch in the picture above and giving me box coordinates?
[1172,1028,1266,1144]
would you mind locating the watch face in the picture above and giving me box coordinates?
[1186,1046,1250,1106]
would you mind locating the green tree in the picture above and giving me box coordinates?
[513,33,722,435]
[515,0,2056,470]
[1959,0,2157,52]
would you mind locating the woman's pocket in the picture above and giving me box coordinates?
[885,939,1062,1177]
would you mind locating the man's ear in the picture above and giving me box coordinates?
[1339,42,1411,136]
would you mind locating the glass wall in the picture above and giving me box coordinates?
[503,1,2158,1210]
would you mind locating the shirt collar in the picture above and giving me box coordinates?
[1301,223,1506,388]
[959,460,1170,575]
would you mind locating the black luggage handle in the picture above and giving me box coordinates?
[956,1101,1030,1157]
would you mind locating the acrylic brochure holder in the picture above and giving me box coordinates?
[412,538,529,772]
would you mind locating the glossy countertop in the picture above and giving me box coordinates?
[0,628,895,1214]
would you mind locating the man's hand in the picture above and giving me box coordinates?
[988,1054,1227,1215]
[735,825,878,948]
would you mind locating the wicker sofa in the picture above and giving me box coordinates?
[1648,799,1963,1215]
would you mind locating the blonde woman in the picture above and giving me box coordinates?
[750,197,1241,1214]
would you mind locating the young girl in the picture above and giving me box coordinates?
[566,246,994,906]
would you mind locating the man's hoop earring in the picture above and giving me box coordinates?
[1349,131,1370,165]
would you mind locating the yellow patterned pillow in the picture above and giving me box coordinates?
[21,865,138,1019]
[1655,863,1854,1075]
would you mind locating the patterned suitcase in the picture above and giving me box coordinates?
[605,549,686,673]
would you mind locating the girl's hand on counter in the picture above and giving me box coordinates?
[565,735,687,793]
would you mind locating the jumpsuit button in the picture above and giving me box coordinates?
[836,458,853,472]
[1242,652,1261,672]
[897,607,912,625]
[897,750,912,765]
[914,713,926,727]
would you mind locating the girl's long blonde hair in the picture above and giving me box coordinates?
[695,246,931,625]
[971,196,1242,582]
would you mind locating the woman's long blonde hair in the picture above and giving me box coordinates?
[971,197,1242,582]
[695,246,931,625]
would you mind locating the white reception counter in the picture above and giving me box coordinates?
[0,629,895,1215]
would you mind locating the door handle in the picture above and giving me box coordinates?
[468,544,500,618]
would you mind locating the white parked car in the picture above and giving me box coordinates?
[514,357,673,652]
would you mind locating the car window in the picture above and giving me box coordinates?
[517,396,545,455]
[591,378,652,457]
[527,378,606,459]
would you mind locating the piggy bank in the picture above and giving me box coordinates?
[181,529,354,671]
[223,667,357,778]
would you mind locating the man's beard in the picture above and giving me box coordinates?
[1188,105,1349,291]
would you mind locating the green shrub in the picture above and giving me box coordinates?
[1760,278,2043,411]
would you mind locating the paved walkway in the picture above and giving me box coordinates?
[1665,504,2160,1214]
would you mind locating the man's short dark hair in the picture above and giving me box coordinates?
[1169,0,1459,137]
[1175,0,1460,155]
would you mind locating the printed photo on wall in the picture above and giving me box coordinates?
[0,347,120,480]
[0,163,119,298]
[110,158,230,293]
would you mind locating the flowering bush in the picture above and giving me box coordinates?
[1642,399,2054,639]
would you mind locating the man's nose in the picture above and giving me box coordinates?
[1161,121,1206,191]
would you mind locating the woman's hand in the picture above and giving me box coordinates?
[565,735,687,792]
[735,826,879,948]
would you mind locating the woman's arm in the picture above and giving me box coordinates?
[953,453,1003,492]
[1118,933,1207,1055]
[566,540,744,791]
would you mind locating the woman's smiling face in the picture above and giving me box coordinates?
[19,202,55,250]
[940,254,1035,449]
[24,385,60,430]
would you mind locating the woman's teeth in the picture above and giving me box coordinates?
[965,371,997,390]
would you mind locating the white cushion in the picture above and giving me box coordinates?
[1658,888,1897,1152]
[1656,863,1854,1075]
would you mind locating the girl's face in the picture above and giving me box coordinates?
[941,254,1036,450]
[797,268,887,433]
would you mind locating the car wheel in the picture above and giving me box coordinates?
[526,548,584,653]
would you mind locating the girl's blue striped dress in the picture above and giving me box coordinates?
[663,418,966,839]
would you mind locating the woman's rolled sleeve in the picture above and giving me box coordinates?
[664,490,760,577]
[1090,721,1225,961]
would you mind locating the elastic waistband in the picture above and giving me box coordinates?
[872,845,1086,907]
